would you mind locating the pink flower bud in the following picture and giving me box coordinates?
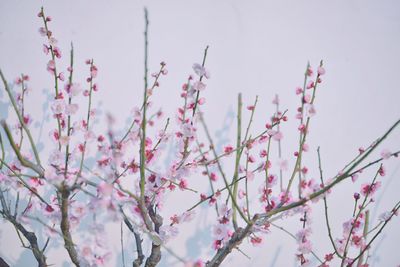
[14,77,22,85]
[303,94,311,103]
[307,67,313,77]
[45,205,54,212]
[317,66,325,75]
[38,27,47,36]
[53,47,62,58]
[58,72,65,81]
[198,97,205,105]
[306,80,314,89]
[272,94,279,105]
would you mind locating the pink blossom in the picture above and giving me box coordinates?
[381,149,391,160]
[298,124,306,132]
[302,143,309,152]
[45,205,55,213]
[38,27,47,36]
[307,67,313,77]
[213,224,231,240]
[272,131,283,141]
[238,189,246,199]
[48,150,63,165]
[49,129,60,142]
[90,65,98,78]
[278,159,288,171]
[248,155,255,163]
[58,72,65,81]
[272,94,279,105]
[217,204,231,218]
[49,37,57,46]
[306,80,314,89]
[246,171,254,181]
[192,63,209,78]
[212,240,223,250]
[351,235,364,248]
[47,60,56,74]
[23,115,32,125]
[379,211,392,222]
[29,177,43,187]
[303,94,311,103]
[317,66,326,75]
[192,81,206,91]
[378,165,386,176]
[180,210,196,222]
[210,172,218,181]
[51,99,66,115]
[360,181,381,196]
[188,261,204,267]
[267,129,277,137]
[298,240,312,254]
[301,166,308,174]
[296,87,303,95]
[0,174,8,183]
[179,178,188,190]
[14,77,22,85]
[84,130,96,142]
[53,47,62,58]
[98,182,114,197]
[198,97,206,105]
[160,225,179,243]
[250,236,263,246]
[65,103,79,115]
[268,174,277,186]
[59,136,70,146]
[306,104,316,117]
[224,145,234,154]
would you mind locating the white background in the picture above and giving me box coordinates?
[1,1,400,266]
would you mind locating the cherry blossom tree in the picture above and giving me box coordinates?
[0,7,399,267]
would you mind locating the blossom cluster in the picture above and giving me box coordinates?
[0,7,399,267]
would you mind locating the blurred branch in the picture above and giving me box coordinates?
[120,207,145,267]
[0,121,44,177]
[206,215,258,266]
[258,118,400,223]
[0,191,47,267]
[350,200,400,265]
[317,147,341,257]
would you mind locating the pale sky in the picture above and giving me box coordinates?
[1,1,400,266]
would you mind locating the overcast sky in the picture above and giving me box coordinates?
[1,1,400,266]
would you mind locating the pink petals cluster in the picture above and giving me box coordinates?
[1,8,399,267]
